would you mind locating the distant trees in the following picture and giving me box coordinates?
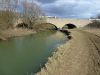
[90,14,100,19]
[86,20,100,28]
[86,14,100,28]
[93,14,100,19]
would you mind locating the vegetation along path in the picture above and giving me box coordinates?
[36,29,100,75]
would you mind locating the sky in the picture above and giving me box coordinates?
[35,0,100,18]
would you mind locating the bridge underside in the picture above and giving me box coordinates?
[47,18,92,28]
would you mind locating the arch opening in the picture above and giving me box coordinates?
[16,23,30,29]
[62,23,77,29]
[46,23,58,30]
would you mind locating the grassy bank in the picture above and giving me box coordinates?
[0,22,58,40]
[0,29,36,40]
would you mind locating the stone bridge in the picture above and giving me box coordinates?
[47,18,92,28]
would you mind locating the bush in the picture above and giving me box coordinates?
[85,20,100,28]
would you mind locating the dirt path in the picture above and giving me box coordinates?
[36,29,100,75]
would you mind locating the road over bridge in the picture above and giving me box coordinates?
[47,18,92,28]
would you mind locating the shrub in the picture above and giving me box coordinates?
[85,20,100,28]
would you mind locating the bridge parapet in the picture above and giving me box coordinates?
[47,18,92,28]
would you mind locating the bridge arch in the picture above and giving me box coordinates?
[46,23,58,30]
[62,23,77,29]
[16,23,29,29]
[13,18,32,29]
[33,23,58,30]
[47,18,91,28]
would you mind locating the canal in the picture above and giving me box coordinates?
[0,31,68,75]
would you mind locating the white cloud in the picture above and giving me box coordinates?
[35,0,100,18]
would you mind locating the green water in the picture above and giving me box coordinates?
[0,31,67,75]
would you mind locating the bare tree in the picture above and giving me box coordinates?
[0,0,19,29]
[0,0,45,29]
[21,0,45,26]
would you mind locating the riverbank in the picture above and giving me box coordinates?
[0,28,36,40]
[36,28,100,75]
[0,23,58,41]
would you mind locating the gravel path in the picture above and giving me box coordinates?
[36,29,100,75]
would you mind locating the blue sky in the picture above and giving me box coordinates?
[35,0,100,18]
